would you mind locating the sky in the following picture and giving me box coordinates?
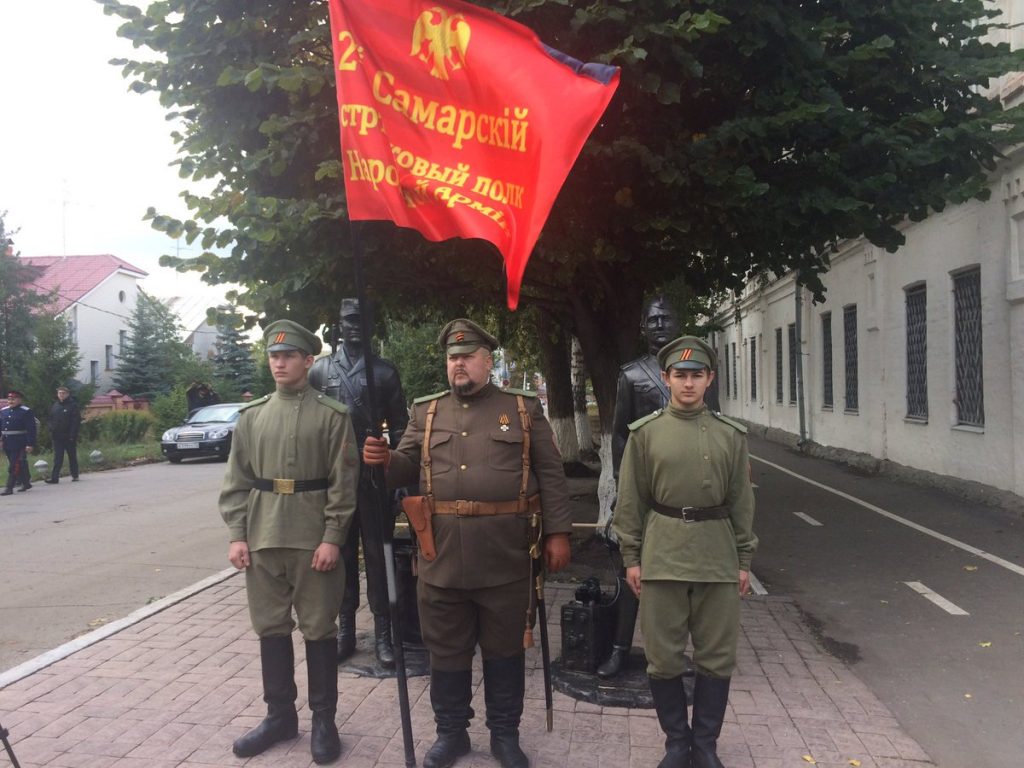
[0,1,225,302]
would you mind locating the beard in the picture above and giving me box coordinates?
[453,380,477,396]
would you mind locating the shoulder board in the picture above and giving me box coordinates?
[710,411,748,433]
[315,393,349,416]
[238,394,271,411]
[502,387,537,398]
[413,390,449,405]
[628,409,663,431]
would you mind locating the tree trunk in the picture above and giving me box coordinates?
[535,309,579,463]
[568,276,646,527]
[570,336,595,460]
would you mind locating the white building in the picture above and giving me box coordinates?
[711,155,1024,500]
[21,254,147,392]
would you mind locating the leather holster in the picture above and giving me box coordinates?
[402,495,437,561]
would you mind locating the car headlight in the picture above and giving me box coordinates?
[208,428,231,439]
[162,430,176,441]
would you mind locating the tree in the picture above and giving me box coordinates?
[101,0,1024,435]
[380,316,448,402]
[114,290,192,398]
[0,213,49,395]
[212,310,257,395]
[22,313,83,446]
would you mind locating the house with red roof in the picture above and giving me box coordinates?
[20,254,148,391]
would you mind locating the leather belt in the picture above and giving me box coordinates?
[651,501,730,522]
[433,494,540,517]
[253,477,329,495]
[1,431,28,436]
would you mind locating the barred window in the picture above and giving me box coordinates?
[953,268,984,426]
[843,305,858,413]
[821,313,833,408]
[905,284,928,420]
[775,327,783,403]
[731,342,738,399]
[723,345,731,399]
[749,337,757,400]
[787,324,797,404]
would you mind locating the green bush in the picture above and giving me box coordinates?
[93,411,156,443]
[150,385,189,436]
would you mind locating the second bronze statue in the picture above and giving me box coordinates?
[308,297,409,668]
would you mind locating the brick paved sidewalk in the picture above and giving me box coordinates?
[0,573,933,768]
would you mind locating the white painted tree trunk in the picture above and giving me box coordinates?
[596,432,616,529]
[549,415,581,463]
[571,336,594,456]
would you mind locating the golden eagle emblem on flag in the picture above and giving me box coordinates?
[411,7,471,80]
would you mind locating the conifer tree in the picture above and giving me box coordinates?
[114,291,191,398]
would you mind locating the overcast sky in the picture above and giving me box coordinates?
[0,1,223,300]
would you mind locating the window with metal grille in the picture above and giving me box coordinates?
[775,328,783,403]
[905,284,928,420]
[787,324,797,404]
[843,305,858,412]
[953,268,984,426]
[749,337,757,400]
[723,345,730,399]
[821,313,833,408]
[731,342,738,399]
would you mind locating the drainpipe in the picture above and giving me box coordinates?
[794,280,808,446]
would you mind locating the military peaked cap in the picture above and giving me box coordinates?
[657,335,718,372]
[6,389,24,398]
[438,318,499,354]
[265,319,322,356]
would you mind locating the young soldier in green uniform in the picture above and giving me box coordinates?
[220,320,360,765]
[613,336,757,768]
[363,318,573,768]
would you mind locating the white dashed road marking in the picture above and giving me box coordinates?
[794,512,823,526]
[904,581,970,615]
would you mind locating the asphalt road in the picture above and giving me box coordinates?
[0,459,228,673]
[747,435,1024,768]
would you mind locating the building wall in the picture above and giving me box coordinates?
[68,271,141,392]
[713,158,1024,498]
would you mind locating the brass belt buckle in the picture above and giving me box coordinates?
[680,506,697,523]
[455,500,470,517]
[273,478,295,495]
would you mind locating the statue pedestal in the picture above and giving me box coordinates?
[551,650,694,709]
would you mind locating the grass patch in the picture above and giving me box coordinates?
[27,441,165,481]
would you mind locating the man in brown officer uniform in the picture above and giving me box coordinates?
[220,319,360,765]
[363,318,573,768]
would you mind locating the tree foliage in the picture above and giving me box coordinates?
[114,290,192,398]
[100,0,1024,426]
[0,213,50,395]
[212,310,257,394]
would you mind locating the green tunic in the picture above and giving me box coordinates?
[220,385,360,551]
[613,404,757,582]
[386,383,573,590]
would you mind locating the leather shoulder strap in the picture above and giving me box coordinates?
[421,398,439,498]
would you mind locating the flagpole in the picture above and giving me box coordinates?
[349,222,417,768]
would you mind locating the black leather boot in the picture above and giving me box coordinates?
[484,654,528,768]
[374,613,396,669]
[0,488,12,496]
[649,675,692,768]
[336,611,356,662]
[690,674,730,768]
[306,638,342,764]
[423,669,474,768]
[597,583,639,679]
[232,636,299,757]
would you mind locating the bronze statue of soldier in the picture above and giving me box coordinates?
[599,296,680,679]
[309,298,409,668]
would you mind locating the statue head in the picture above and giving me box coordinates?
[338,297,362,351]
[641,296,680,356]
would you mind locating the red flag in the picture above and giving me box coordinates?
[328,0,619,309]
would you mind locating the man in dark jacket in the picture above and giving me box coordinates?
[45,385,81,484]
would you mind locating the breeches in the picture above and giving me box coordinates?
[418,577,530,670]
[640,580,739,679]
[4,447,28,487]
[246,548,345,641]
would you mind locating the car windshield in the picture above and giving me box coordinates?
[187,404,242,424]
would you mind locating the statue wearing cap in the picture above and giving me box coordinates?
[308,297,409,668]
[1,389,36,495]
[362,317,572,768]
[220,318,360,764]
[612,333,757,768]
